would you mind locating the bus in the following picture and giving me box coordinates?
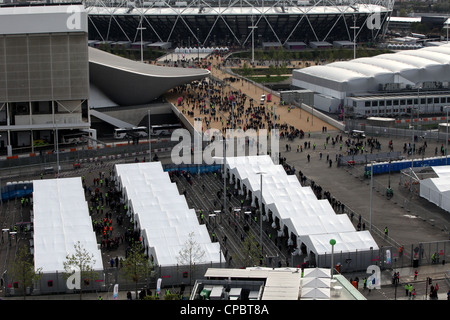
[114,127,148,139]
[150,124,182,136]
[62,132,89,144]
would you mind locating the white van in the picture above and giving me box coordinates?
[260,94,265,105]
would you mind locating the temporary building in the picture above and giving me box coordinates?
[419,165,450,213]
[302,267,330,278]
[300,287,331,300]
[292,43,450,100]
[32,177,104,294]
[301,277,331,288]
[225,155,379,271]
[114,162,224,285]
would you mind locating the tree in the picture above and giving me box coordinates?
[121,242,151,299]
[176,232,206,290]
[63,241,98,300]
[10,246,42,299]
[242,233,262,267]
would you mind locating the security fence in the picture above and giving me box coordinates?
[347,122,450,142]
[316,241,450,274]
[290,160,450,272]
[0,140,177,179]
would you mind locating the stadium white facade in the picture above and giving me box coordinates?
[85,0,394,47]
[292,43,450,118]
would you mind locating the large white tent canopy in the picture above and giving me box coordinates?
[114,162,223,267]
[293,43,450,99]
[225,156,378,257]
[420,165,450,213]
[33,177,104,273]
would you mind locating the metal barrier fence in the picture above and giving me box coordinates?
[338,151,402,166]
[291,160,450,272]
[347,123,450,142]
[0,140,177,177]
[316,241,450,273]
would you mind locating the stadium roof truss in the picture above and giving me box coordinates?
[85,0,394,46]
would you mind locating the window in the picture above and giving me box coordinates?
[393,100,399,106]
[400,100,406,105]
[372,100,378,107]
[387,100,392,106]
[441,97,446,103]
[365,101,370,107]
[427,98,432,104]
[421,98,426,104]
[379,100,385,106]
[407,99,412,105]
[434,98,439,104]
[413,99,418,104]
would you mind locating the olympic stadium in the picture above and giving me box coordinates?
[85,0,395,47]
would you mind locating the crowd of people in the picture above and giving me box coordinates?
[170,74,311,142]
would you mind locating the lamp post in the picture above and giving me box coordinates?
[197,28,200,63]
[444,22,449,44]
[257,172,266,251]
[223,135,227,224]
[410,105,419,196]
[444,106,450,165]
[369,161,374,232]
[148,109,151,162]
[248,17,258,64]
[330,239,336,279]
[137,19,146,63]
[350,15,360,60]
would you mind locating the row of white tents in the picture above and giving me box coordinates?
[114,162,224,285]
[224,155,379,270]
[420,165,450,213]
[174,46,229,54]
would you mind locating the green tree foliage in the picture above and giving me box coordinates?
[121,242,151,299]
[10,246,42,300]
[63,241,98,300]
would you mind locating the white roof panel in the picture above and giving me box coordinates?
[115,162,224,267]
[33,177,103,273]
[225,156,378,256]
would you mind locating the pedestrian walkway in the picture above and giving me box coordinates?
[164,53,334,137]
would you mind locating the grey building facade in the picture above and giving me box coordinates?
[0,4,90,156]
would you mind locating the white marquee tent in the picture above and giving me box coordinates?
[225,156,378,269]
[292,43,450,99]
[114,162,224,284]
[420,166,450,213]
[32,177,104,294]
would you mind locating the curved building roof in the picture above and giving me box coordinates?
[292,43,450,98]
[89,47,209,106]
